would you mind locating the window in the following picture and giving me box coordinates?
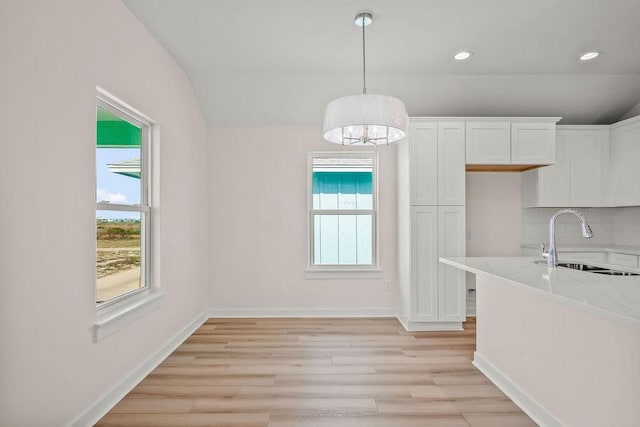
[96,90,151,307]
[307,152,379,276]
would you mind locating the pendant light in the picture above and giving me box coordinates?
[323,12,408,146]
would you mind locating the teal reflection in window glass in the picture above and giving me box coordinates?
[312,172,372,210]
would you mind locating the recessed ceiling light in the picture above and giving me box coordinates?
[579,52,599,61]
[454,51,472,61]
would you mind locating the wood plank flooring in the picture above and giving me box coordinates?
[96,317,536,427]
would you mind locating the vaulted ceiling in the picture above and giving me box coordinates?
[123,0,640,126]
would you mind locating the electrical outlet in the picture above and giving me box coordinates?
[466,231,472,240]
[385,281,392,290]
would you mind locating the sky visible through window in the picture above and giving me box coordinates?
[96,148,141,219]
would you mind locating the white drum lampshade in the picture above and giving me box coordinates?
[323,94,408,146]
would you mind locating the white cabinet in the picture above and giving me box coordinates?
[569,130,608,206]
[524,116,640,208]
[410,206,466,323]
[411,207,438,321]
[511,122,556,164]
[610,116,640,207]
[409,120,464,206]
[466,119,559,166]
[522,127,609,207]
[398,118,467,331]
[522,132,571,207]
[438,122,466,205]
[437,206,466,321]
[409,122,438,205]
[466,121,511,164]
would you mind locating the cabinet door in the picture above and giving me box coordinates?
[538,132,571,206]
[437,206,466,321]
[438,122,465,205]
[465,121,511,164]
[411,206,438,321]
[511,122,556,164]
[569,131,603,207]
[611,119,640,206]
[410,122,438,205]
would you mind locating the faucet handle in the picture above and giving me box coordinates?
[541,243,549,259]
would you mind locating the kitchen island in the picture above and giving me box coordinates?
[441,256,640,427]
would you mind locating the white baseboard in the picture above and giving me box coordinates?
[69,312,207,427]
[396,316,409,331]
[208,307,397,318]
[399,319,464,332]
[473,351,562,427]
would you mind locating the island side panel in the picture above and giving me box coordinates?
[475,274,640,427]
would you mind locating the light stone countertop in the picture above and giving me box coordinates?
[440,256,640,328]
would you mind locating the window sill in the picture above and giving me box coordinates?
[94,290,165,342]
[304,268,383,279]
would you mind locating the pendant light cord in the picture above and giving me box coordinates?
[362,18,367,95]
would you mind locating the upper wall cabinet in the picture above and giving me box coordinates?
[466,121,511,164]
[511,122,556,164]
[610,116,640,207]
[569,129,609,206]
[466,118,561,168]
[521,127,610,207]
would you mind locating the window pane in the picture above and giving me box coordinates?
[314,215,338,264]
[313,214,372,265]
[96,106,142,205]
[96,210,143,303]
[312,158,372,210]
[356,214,373,264]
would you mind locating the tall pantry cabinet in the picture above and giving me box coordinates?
[397,119,466,331]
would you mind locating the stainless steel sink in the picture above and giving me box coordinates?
[557,262,601,271]
[532,260,640,276]
[588,269,640,276]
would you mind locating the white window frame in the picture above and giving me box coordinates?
[94,87,163,341]
[305,151,381,279]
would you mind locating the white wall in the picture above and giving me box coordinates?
[0,1,208,425]
[208,127,398,315]
[612,207,640,246]
[466,173,523,257]
[465,173,522,293]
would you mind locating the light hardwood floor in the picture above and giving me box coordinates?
[96,317,536,427]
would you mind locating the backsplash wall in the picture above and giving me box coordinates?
[522,207,640,247]
[612,207,640,246]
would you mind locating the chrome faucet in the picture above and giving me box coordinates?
[542,209,593,268]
